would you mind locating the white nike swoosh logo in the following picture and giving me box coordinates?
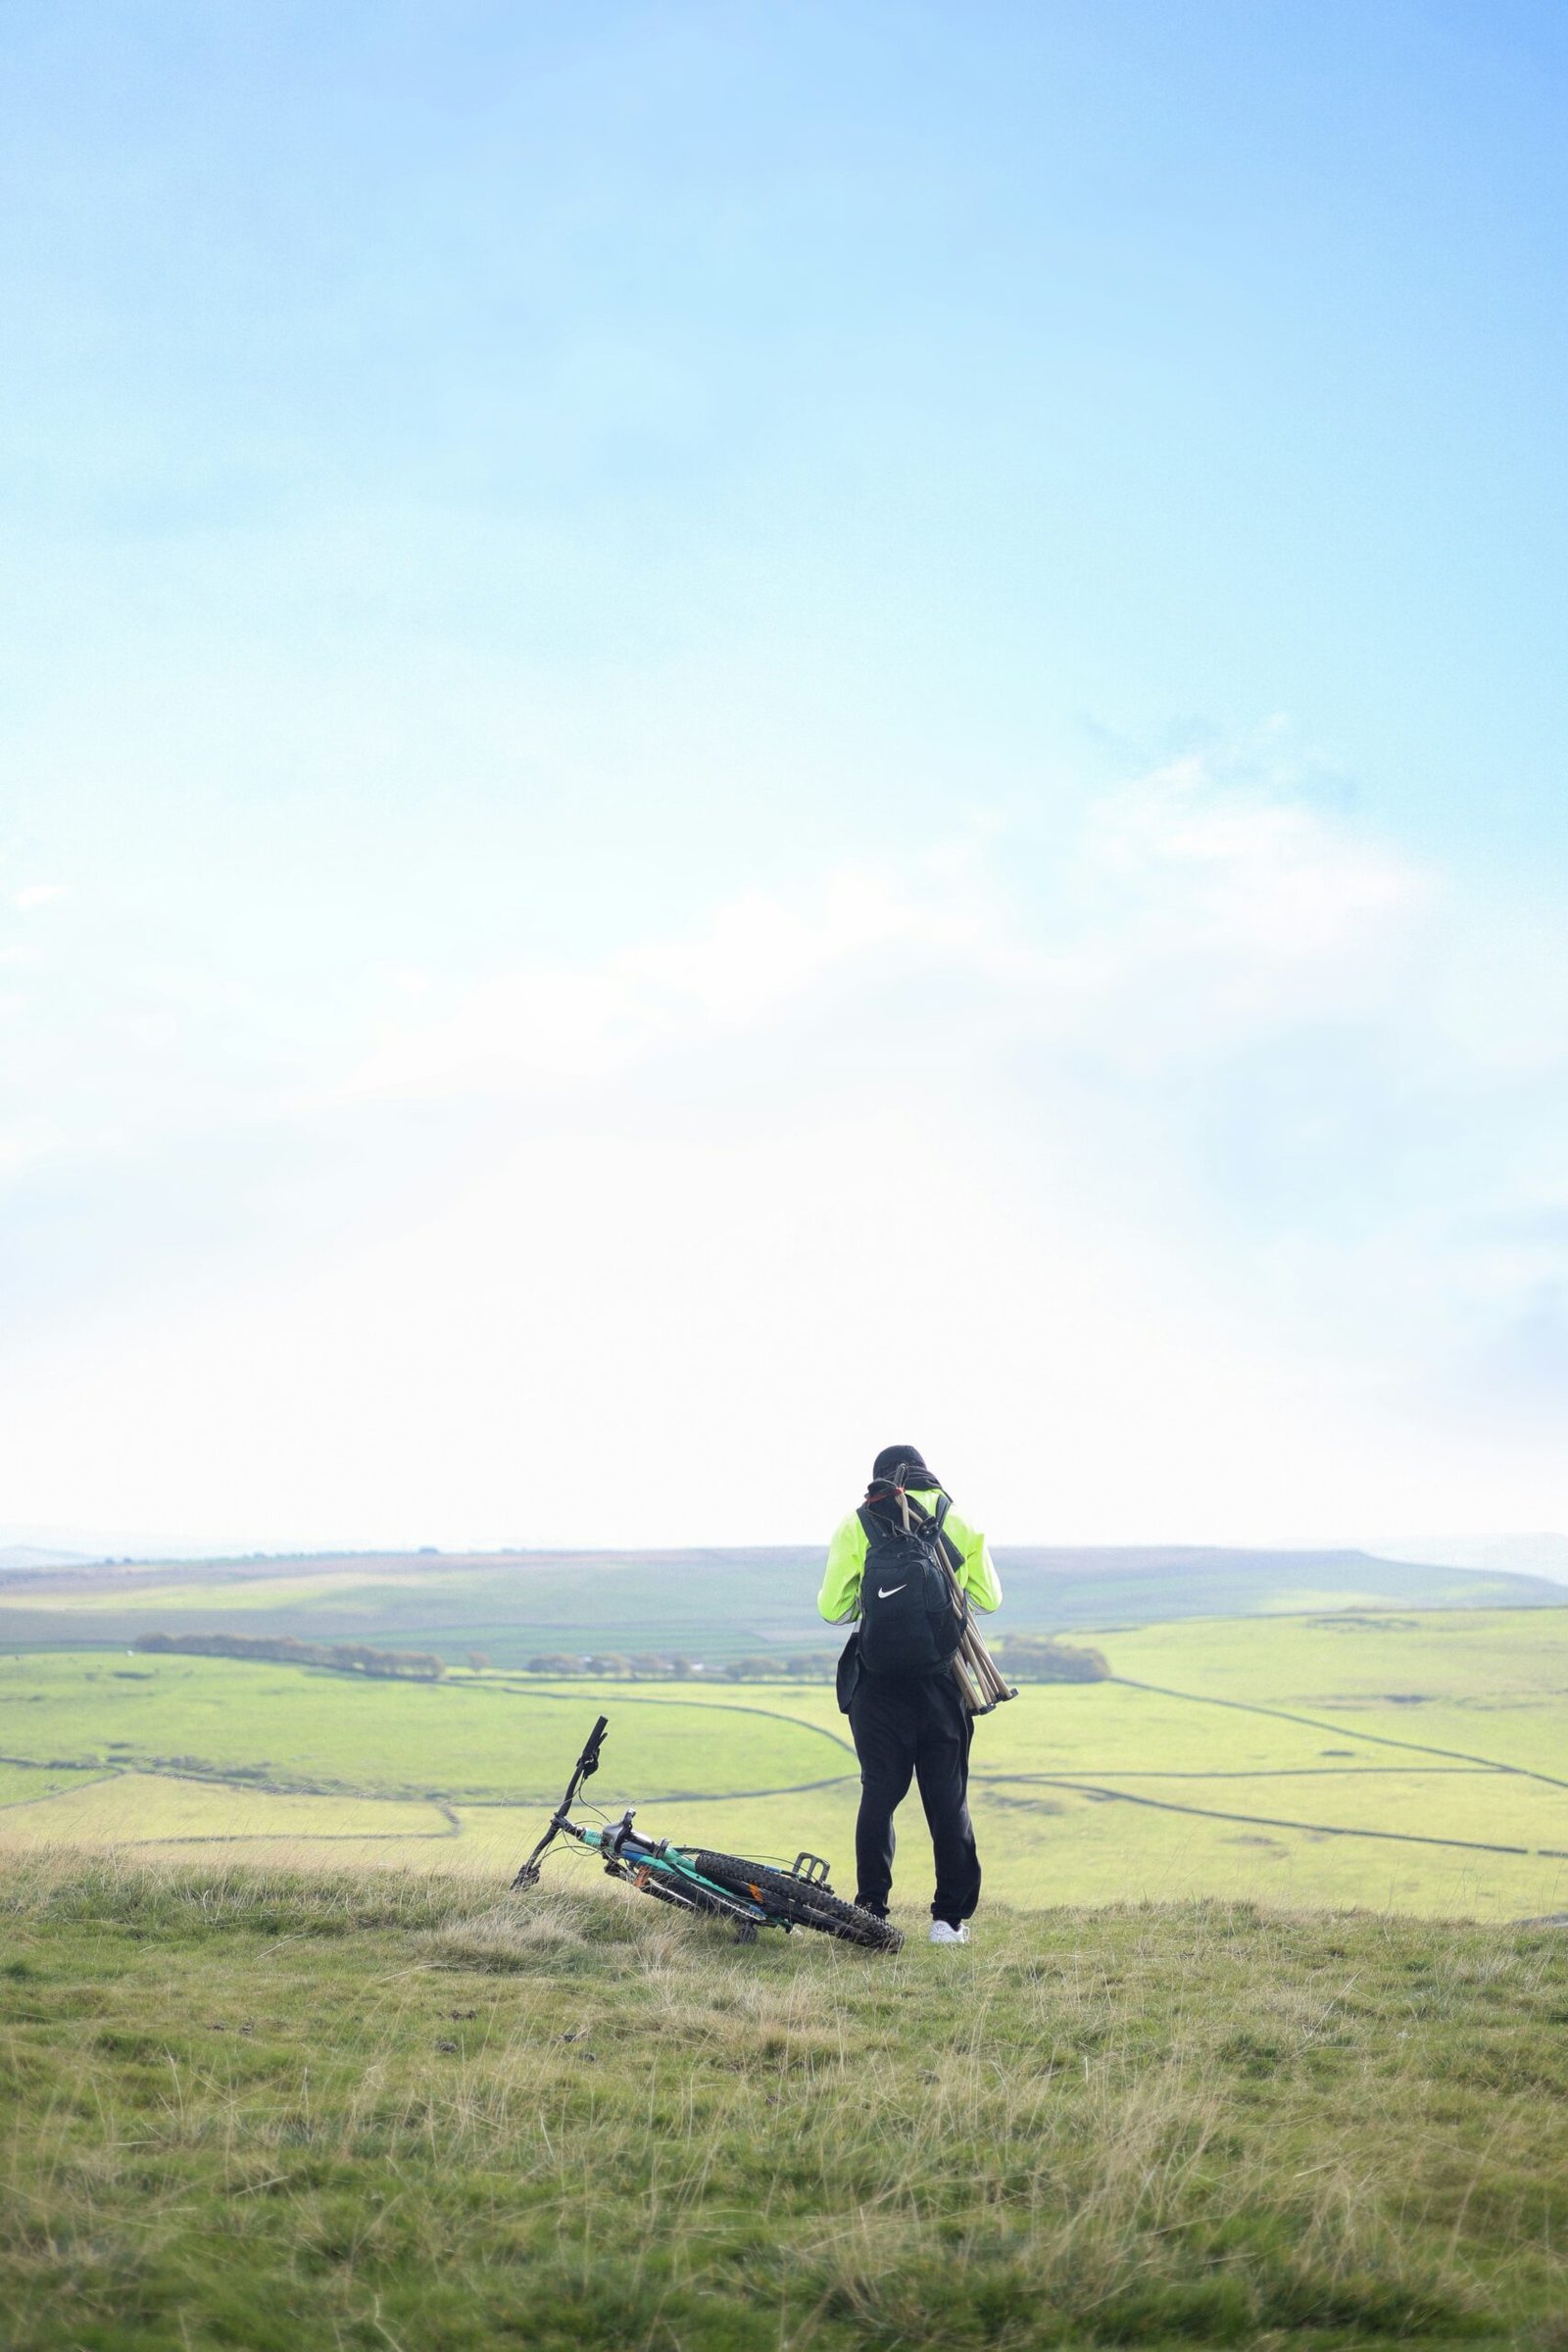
[876,1584,907,1598]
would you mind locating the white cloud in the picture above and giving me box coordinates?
[0,749,1562,1546]
[11,882,71,912]
[332,763,1437,1114]
[1088,758,1421,949]
[337,860,986,1101]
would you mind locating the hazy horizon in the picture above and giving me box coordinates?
[4,1520,1567,1593]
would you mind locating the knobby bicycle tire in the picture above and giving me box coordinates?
[688,1851,904,1952]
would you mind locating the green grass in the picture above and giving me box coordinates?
[0,1761,109,1808]
[1110,1614,1568,1781]
[0,1652,852,1801]
[1,1859,1564,2350]
[3,1613,1566,1919]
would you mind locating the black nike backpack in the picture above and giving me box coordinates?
[855,1491,968,1678]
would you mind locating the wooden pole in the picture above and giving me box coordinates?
[908,1488,1017,1716]
[955,1611,1016,1714]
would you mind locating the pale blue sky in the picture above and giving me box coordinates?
[2,4,1565,1548]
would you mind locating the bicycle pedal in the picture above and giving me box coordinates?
[789,1851,831,1886]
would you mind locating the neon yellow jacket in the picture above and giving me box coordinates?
[817,1490,1003,1623]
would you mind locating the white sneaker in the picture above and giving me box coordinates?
[928,1920,969,1944]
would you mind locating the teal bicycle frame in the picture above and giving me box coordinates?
[511,1715,772,1930]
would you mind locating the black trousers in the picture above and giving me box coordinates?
[849,1666,981,1924]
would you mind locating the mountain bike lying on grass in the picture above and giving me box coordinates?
[511,1715,903,1952]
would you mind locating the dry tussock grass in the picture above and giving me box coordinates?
[2,1863,1563,2348]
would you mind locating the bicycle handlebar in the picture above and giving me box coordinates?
[512,1714,611,1888]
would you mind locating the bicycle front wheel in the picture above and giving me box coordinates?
[688,1853,904,1952]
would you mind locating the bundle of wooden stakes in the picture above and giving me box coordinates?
[952,1612,1016,1714]
[894,1482,1016,1716]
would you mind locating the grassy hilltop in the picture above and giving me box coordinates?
[2,1860,1565,2351]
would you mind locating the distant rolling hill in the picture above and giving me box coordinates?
[0,1545,98,1571]
[0,1543,1560,1665]
[1365,1531,1568,1585]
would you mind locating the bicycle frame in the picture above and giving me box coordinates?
[511,1715,771,1928]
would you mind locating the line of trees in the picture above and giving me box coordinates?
[990,1635,1111,1682]
[522,1652,842,1681]
[133,1632,447,1681]
[516,1642,1109,1682]
[129,1631,1107,1685]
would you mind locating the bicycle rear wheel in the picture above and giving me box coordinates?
[689,1852,904,1952]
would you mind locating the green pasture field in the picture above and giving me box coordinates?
[2,1610,1564,1920]
[1110,1611,1568,1780]
[0,1761,106,1807]
[2,1860,1565,2350]
[0,1654,853,1800]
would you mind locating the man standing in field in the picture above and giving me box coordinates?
[819,1445,1002,1945]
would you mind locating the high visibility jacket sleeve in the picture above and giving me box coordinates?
[817,1514,868,1623]
[946,1503,1004,1613]
[817,1490,1003,1622]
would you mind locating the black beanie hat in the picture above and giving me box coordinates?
[869,1444,937,1489]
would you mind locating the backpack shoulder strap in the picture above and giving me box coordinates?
[909,1490,961,1580]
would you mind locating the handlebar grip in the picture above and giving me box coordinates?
[574,1715,610,1785]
